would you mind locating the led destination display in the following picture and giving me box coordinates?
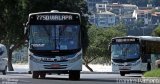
[28,13,80,25]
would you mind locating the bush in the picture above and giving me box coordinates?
[143,69,160,77]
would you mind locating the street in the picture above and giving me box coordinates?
[0,73,147,84]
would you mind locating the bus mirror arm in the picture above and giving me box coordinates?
[23,23,29,41]
[108,43,111,55]
[23,23,27,34]
[108,43,111,51]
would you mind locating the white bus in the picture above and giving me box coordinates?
[25,11,82,80]
[0,44,8,75]
[110,36,160,76]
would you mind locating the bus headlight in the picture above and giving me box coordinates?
[69,53,82,63]
[132,59,141,66]
[30,55,41,63]
[112,61,118,66]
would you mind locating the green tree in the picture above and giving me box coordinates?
[84,24,126,72]
[153,25,160,36]
[0,0,28,71]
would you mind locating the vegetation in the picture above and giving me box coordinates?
[0,0,28,71]
[144,69,160,77]
[153,25,160,36]
[83,24,126,71]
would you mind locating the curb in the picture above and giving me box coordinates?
[6,71,118,74]
[81,72,119,74]
[7,72,28,74]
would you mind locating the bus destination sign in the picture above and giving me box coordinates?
[112,38,139,43]
[116,39,135,42]
[29,13,80,24]
[36,15,73,21]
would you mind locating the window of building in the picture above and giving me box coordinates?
[100,22,105,24]
[99,5,103,8]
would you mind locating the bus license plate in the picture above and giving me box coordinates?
[119,66,131,70]
[52,64,60,68]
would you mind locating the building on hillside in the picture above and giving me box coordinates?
[94,11,116,28]
[87,0,110,12]
[120,16,136,25]
[122,4,138,16]
[96,3,138,16]
[152,12,160,25]
[132,9,152,25]
[93,3,138,27]
[96,3,123,15]
[87,0,104,13]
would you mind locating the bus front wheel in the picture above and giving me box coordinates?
[120,72,125,76]
[2,66,7,75]
[40,73,46,79]
[32,71,39,79]
[69,71,80,80]
[147,63,151,71]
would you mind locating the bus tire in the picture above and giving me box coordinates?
[2,66,7,75]
[69,71,80,80]
[147,63,151,71]
[40,73,46,79]
[32,71,39,79]
[28,71,32,74]
[120,72,125,76]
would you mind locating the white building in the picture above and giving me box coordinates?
[95,11,116,28]
[87,0,109,13]
[96,3,138,16]
[87,0,103,13]
[122,4,138,16]
[132,9,152,25]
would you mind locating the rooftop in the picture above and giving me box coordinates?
[152,12,160,16]
[135,9,152,14]
[97,11,115,15]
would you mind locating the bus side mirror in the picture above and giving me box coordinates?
[108,43,111,55]
[23,23,27,35]
[23,23,29,41]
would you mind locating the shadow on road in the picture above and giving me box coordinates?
[125,76,142,77]
[80,78,116,82]
[40,77,117,83]
[40,77,69,80]
[125,74,142,78]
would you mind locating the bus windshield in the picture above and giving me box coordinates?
[111,44,140,59]
[29,25,80,50]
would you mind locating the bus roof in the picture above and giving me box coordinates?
[27,11,81,25]
[29,11,80,17]
[112,36,160,42]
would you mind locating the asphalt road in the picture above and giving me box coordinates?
[0,73,156,84]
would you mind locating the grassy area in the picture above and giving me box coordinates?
[143,69,160,77]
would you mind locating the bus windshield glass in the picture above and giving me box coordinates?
[111,44,140,59]
[29,25,80,50]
